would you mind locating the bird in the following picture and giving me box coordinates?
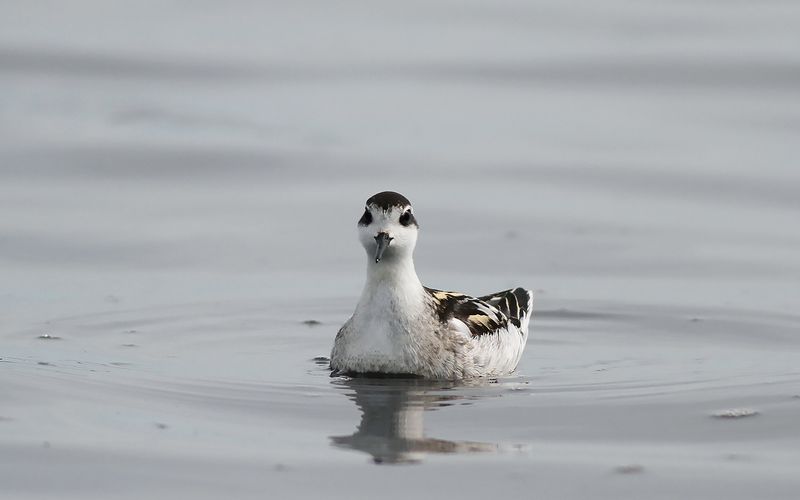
[330,191,533,379]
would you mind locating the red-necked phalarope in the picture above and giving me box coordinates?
[331,191,533,379]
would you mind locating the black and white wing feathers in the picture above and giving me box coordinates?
[477,287,533,328]
[425,287,533,338]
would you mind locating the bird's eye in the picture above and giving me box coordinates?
[358,209,372,226]
[399,209,415,227]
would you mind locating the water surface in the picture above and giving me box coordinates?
[1,1,799,498]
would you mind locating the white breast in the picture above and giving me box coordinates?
[333,278,428,374]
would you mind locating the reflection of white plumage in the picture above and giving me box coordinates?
[330,378,497,464]
[331,191,533,379]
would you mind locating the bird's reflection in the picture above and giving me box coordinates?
[330,377,497,464]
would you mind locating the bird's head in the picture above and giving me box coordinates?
[357,191,419,264]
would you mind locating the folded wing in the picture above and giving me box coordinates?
[425,287,533,338]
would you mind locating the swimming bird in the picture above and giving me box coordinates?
[330,191,533,379]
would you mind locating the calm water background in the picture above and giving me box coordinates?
[2,1,799,498]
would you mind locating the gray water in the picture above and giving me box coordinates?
[2,1,800,499]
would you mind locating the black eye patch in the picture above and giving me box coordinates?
[358,209,372,226]
[399,210,417,227]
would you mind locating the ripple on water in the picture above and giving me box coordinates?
[3,298,800,473]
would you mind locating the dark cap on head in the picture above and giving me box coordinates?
[365,191,411,210]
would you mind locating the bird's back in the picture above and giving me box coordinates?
[477,287,534,332]
[424,287,533,376]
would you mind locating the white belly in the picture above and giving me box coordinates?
[332,315,417,374]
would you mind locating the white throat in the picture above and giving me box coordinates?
[357,253,425,316]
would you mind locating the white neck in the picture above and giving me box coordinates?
[357,254,425,314]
